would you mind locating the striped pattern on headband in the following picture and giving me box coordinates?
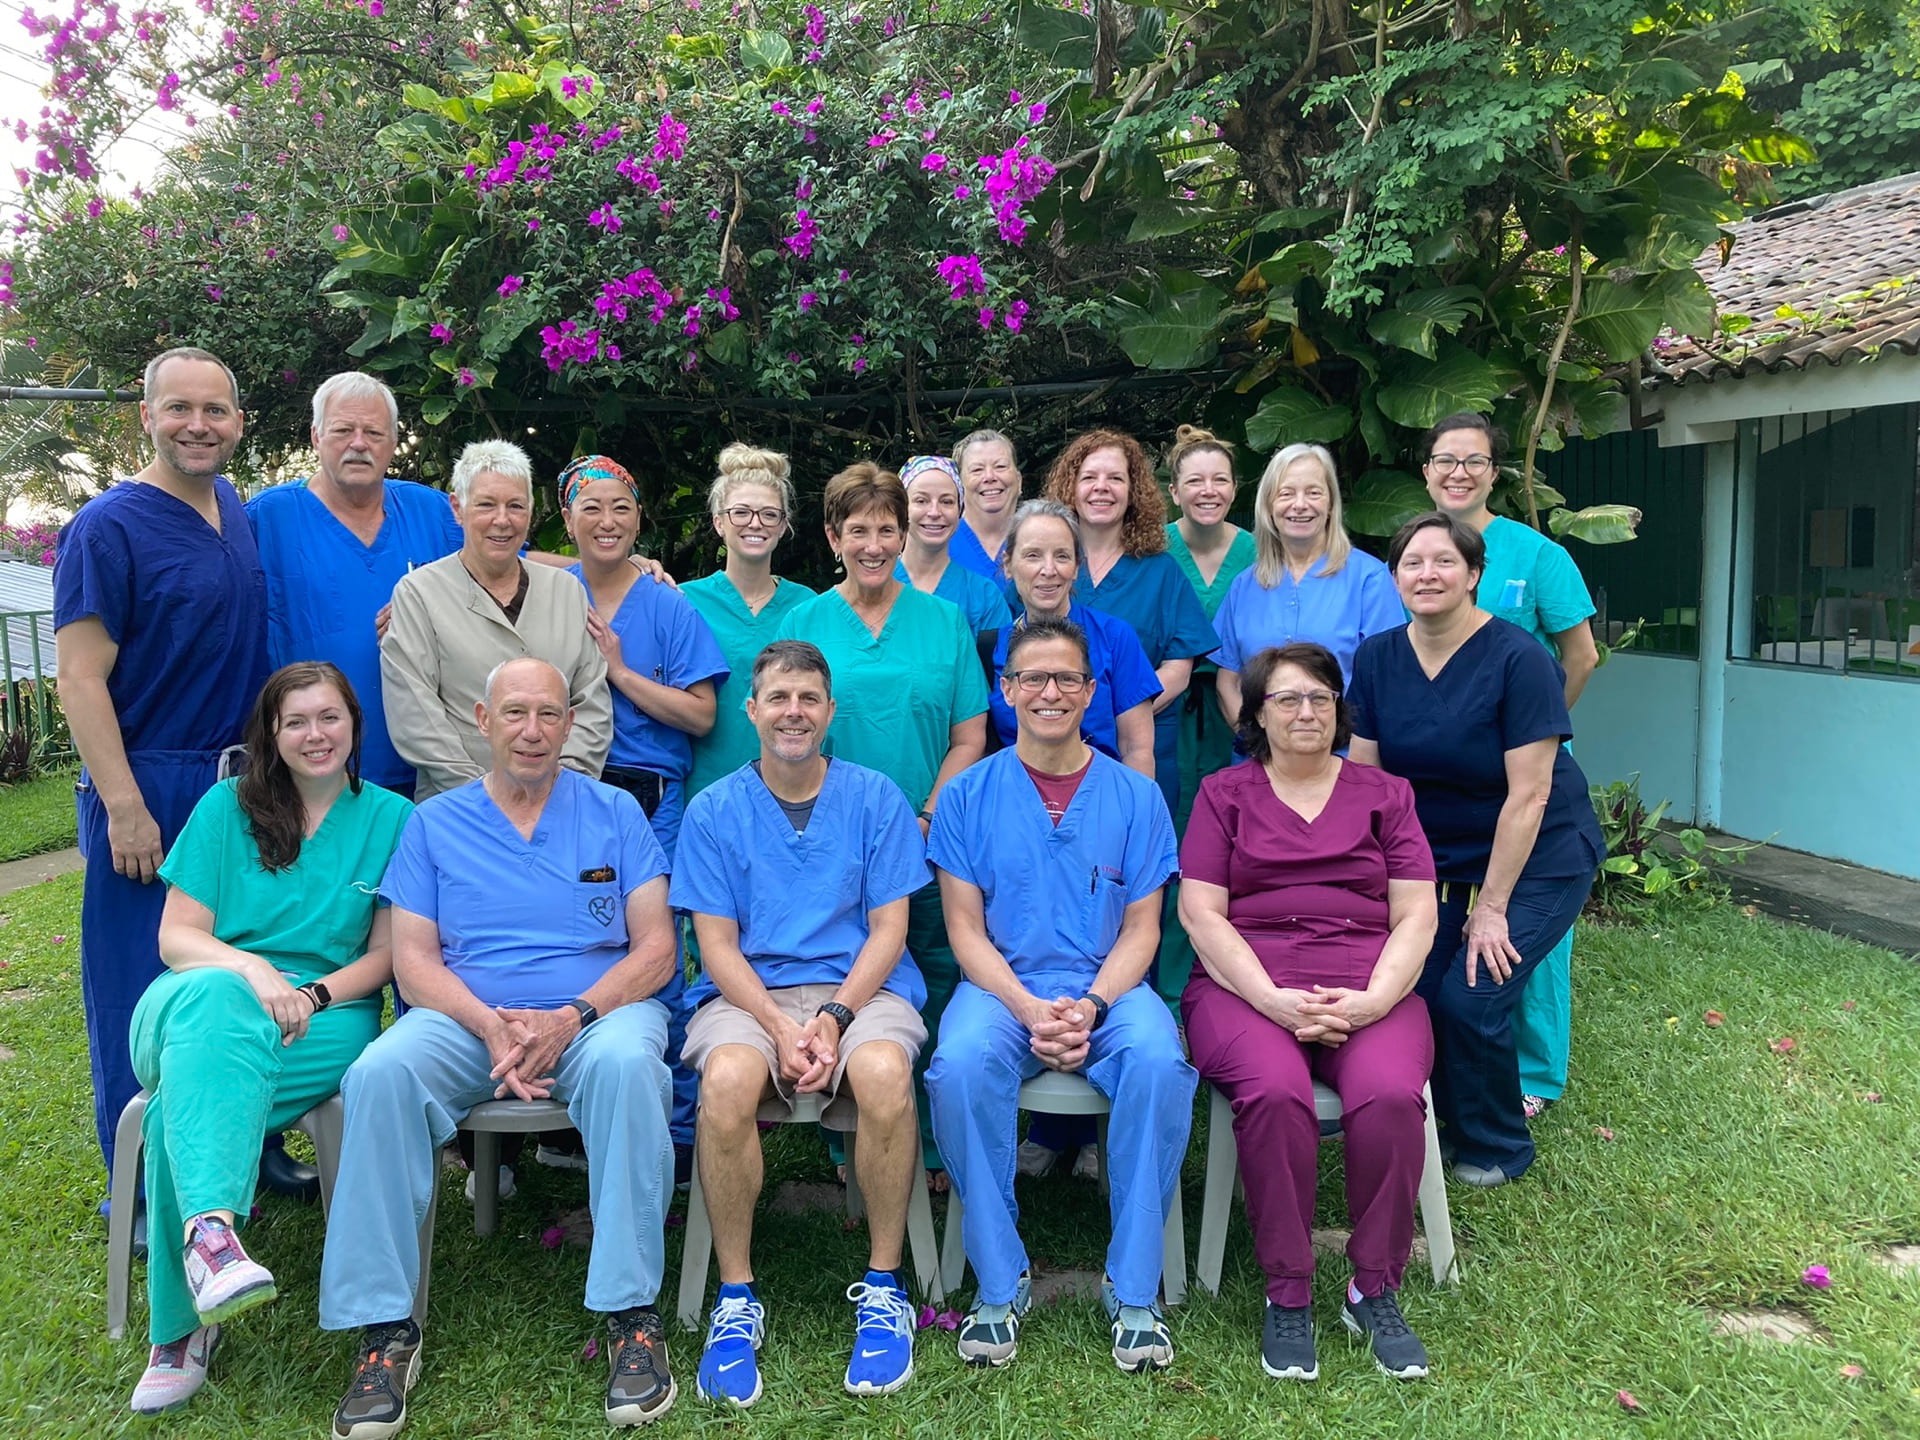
[558,454,641,509]
[901,454,962,501]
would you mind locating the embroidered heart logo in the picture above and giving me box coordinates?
[588,895,617,927]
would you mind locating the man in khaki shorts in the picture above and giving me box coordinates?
[670,639,930,1407]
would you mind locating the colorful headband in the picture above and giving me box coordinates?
[558,453,641,510]
[902,454,963,507]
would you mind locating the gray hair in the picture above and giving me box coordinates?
[750,639,832,698]
[452,439,534,503]
[952,427,1018,472]
[143,346,240,408]
[311,371,398,435]
[483,656,568,707]
[1000,498,1085,576]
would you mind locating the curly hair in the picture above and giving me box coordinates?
[1041,429,1167,557]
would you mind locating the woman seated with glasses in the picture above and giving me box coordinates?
[1178,642,1440,1384]
[986,498,1160,776]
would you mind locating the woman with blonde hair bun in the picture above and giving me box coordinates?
[683,442,816,799]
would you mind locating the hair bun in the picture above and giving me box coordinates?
[716,442,791,487]
[1175,424,1217,445]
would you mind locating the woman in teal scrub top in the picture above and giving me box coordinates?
[895,454,1014,641]
[683,443,816,800]
[1421,412,1599,1120]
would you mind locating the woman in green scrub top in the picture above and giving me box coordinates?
[125,662,412,1416]
[776,461,989,1188]
[1421,412,1599,1120]
[683,443,816,800]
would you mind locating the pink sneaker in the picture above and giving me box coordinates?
[128,1324,221,1414]
[183,1215,277,1324]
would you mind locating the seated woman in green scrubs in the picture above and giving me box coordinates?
[126,662,412,1416]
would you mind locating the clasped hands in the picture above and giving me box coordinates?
[486,1005,585,1100]
[770,1011,841,1094]
[1267,984,1390,1046]
[1019,993,1097,1073]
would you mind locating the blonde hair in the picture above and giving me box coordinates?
[708,442,796,517]
[1166,424,1234,483]
[952,428,1018,471]
[1251,443,1353,585]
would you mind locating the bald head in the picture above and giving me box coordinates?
[476,658,573,788]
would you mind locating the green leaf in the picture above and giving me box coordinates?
[1601,855,1640,874]
[1257,241,1334,288]
[739,30,793,73]
[662,32,725,60]
[478,71,539,110]
[538,62,601,118]
[420,396,457,425]
[346,310,393,358]
[1357,391,1393,463]
[1105,281,1226,370]
[402,83,445,114]
[1375,346,1507,429]
[1251,207,1337,235]
[1126,201,1231,243]
[1643,865,1675,895]
[1574,277,1665,362]
[1344,469,1432,538]
[704,321,749,368]
[1366,286,1484,360]
[1244,387,1352,451]
[1548,504,1643,544]
[1652,268,1716,340]
[1012,0,1096,67]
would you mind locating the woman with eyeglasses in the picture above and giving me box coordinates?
[776,461,990,1191]
[1211,443,1403,727]
[1419,413,1598,1123]
[1179,642,1439,1384]
[1347,513,1602,1191]
[895,455,1014,641]
[683,444,816,801]
[986,499,1160,776]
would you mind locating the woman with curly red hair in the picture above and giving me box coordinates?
[1041,429,1217,818]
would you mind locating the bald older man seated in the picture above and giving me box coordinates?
[317,658,682,1438]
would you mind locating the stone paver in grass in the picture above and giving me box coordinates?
[1,986,32,1005]
[1872,1244,1920,1275]
[1029,1267,1103,1305]
[0,1045,13,1063]
[1311,1227,1430,1263]
[1708,1308,1829,1345]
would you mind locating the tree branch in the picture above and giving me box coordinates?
[1521,213,1582,531]
[1340,3,1390,228]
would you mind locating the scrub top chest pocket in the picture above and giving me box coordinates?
[1089,863,1129,941]
[574,865,625,948]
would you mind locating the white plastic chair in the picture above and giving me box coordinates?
[1193,1080,1458,1296]
[676,1089,943,1329]
[938,1069,1187,1306]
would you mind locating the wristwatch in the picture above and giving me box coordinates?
[816,1000,857,1033]
[566,997,599,1029]
[297,981,333,1013]
[1083,992,1111,1030]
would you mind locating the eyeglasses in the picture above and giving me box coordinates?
[1425,454,1494,477]
[724,505,786,527]
[1264,690,1337,712]
[1004,669,1092,694]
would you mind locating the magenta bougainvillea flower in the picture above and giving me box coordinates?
[936,253,985,298]
[497,274,525,297]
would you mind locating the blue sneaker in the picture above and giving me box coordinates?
[957,1271,1033,1367]
[843,1271,914,1395]
[1100,1275,1173,1372]
[695,1284,765,1407]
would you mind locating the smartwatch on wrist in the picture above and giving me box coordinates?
[816,1000,857,1033]
[298,981,333,1013]
[1083,992,1111,1030]
[566,997,599,1029]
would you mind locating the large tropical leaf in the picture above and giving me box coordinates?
[1344,470,1432,538]
[1244,386,1353,451]
[1127,201,1232,243]
[1574,276,1665,361]
[1375,346,1508,429]
[1366,286,1484,360]
[1105,280,1227,370]
[1548,504,1644,544]
[1012,0,1095,66]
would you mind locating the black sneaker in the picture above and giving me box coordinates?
[333,1318,422,1440]
[1341,1290,1429,1379]
[1261,1302,1317,1380]
[605,1306,676,1426]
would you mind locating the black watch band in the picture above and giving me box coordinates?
[1084,992,1111,1030]
[566,997,599,1029]
[816,1000,857,1032]
[299,981,333,1013]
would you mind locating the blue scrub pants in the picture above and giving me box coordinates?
[76,749,221,1175]
[927,977,1197,1308]
[1418,871,1593,1179]
[318,1001,674,1329]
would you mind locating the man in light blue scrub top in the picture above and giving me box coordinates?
[673,640,929,1405]
[319,659,683,1435]
[247,372,464,796]
[926,618,1196,1375]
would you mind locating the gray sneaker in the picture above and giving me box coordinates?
[332,1319,422,1440]
[1341,1290,1429,1378]
[1100,1276,1173,1372]
[956,1272,1032,1367]
[1261,1302,1317,1380]
[605,1306,676,1426]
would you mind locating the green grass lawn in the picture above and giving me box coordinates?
[2,875,1917,1438]
[0,765,78,863]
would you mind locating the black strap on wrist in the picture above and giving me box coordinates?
[1084,992,1111,1030]
[817,1000,857,1032]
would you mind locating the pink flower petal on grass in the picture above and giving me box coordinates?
[52,934,66,943]
[1702,1010,1725,1027]
[581,1336,599,1360]
[1616,1390,1644,1414]
[1771,1036,1796,1054]
[540,1226,565,1249]
[1840,1364,1864,1379]
[1801,1264,1831,1289]
[1593,1126,1615,1141]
